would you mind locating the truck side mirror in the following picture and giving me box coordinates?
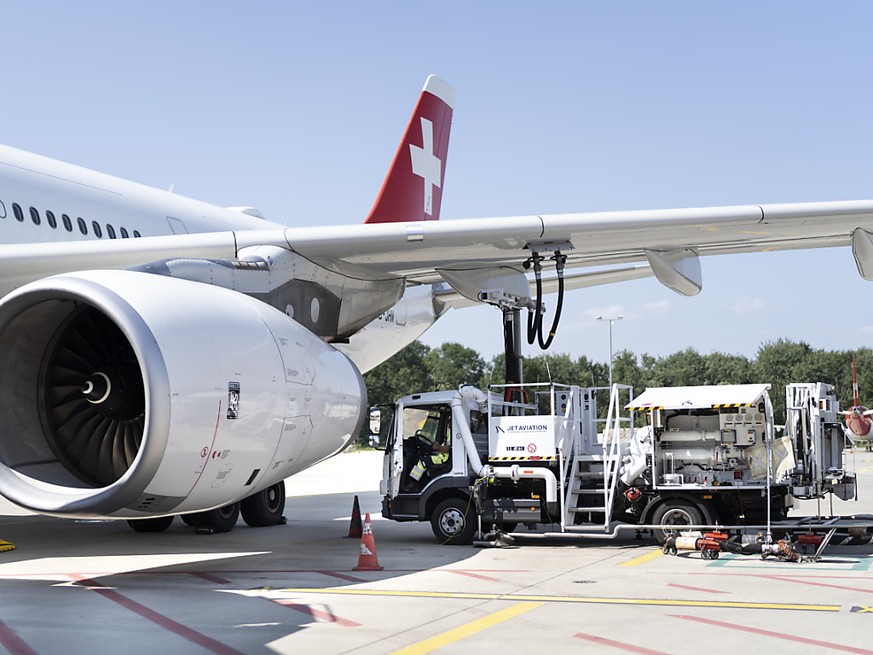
[368,408,382,447]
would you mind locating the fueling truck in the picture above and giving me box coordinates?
[377,381,858,544]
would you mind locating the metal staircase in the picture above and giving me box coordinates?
[561,384,633,531]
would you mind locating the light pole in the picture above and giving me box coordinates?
[596,315,623,388]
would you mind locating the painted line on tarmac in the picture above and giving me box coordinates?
[280,587,842,613]
[73,575,245,655]
[441,569,504,583]
[754,573,873,593]
[669,614,873,654]
[574,632,671,655]
[388,602,543,655]
[620,548,664,567]
[0,616,38,655]
[705,553,873,571]
[269,598,361,627]
[668,582,731,595]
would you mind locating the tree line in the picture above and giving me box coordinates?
[360,339,873,443]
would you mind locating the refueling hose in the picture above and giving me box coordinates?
[525,250,566,350]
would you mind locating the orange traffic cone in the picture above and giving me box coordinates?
[345,495,363,538]
[353,513,384,571]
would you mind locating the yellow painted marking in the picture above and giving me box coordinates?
[281,587,840,613]
[620,548,664,567]
[853,606,873,613]
[389,602,542,655]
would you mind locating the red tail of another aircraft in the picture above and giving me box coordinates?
[844,353,873,447]
[365,75,455,224]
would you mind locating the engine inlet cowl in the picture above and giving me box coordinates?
[0,270,365,519]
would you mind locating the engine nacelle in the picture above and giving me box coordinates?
[0,270,366,518]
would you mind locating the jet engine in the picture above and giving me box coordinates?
[0,270,366,518]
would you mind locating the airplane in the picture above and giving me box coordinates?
[843,354,872,450]
[1,75,873,534]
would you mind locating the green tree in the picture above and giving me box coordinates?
[363,340,432,407]
[703,352,753,385]
[648,348,708,387]
[425,342,486,391]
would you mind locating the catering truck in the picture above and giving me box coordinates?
[377,381,857,544]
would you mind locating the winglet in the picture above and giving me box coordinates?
[364,75,455,224]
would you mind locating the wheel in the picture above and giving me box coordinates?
[241,482,286,527]
[651,499,704,544]
[190,502,240,533]
[180,514,195,526]
[127,515,174,533]
[430,498,477,545]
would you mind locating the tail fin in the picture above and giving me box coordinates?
[364,75,455,224]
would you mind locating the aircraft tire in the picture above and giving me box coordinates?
[241,482,286,527]
[191,502,240,533]
[127,515,175,533]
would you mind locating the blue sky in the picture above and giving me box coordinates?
[3,2,872,365]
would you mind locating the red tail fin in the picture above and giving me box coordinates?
[364,75,455,224]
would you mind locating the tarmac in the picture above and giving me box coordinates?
[1,449,873,655]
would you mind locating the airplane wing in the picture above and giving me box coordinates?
[280,199,873,295]
[1,199,872,300]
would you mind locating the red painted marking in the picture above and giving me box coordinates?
[667,582,730,595]
[0,617,38,655]
[185,402,223,495]
[73,576,245,655]
[316,570,369,583]
[442,569,503,583]
[189,571,231,585]
[271,599,360,627]
[755,574,872,593]
[574,632,671,655]
[669,614,873,655]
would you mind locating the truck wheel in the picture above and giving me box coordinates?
[651,499,703,544]
[431,498,476,545]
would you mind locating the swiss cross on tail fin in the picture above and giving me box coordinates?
[364,75,455,224]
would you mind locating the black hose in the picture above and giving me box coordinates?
[525,250,566,351]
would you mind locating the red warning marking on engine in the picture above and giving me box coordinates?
[200,447,209,458]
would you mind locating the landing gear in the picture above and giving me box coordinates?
[241,482,286,527]
[189,502,241,534]
[127,515,175,533]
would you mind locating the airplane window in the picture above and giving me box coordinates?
[46,210,57,229]
[62,214,72,231]
[0,200,6,219]
[106,224,116,239]
[12,203,23,222]
[92,221,103,238]
[29,207,40,226]
[133,230,142,238]
[119,227,129,238]
[77,217,87,235]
